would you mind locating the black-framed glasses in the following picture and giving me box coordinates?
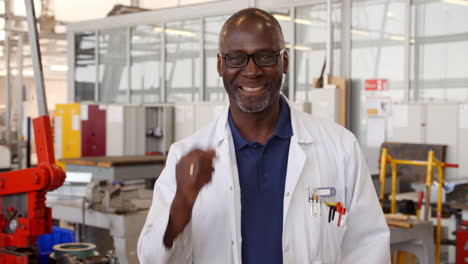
[220,49,285,68]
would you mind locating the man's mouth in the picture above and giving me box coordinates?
[239,86,264,92]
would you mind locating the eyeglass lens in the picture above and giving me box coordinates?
[225,52,278,67]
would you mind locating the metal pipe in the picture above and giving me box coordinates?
[404,0,412,101]
[161,23,167,103]
[391,161,398,214]
[24,0,48,116]
[435,161,444,264]
[4,30,11,147]
[26,117,31,168]
[200,17,206,101]
[424,150,435,221]
[288,6,296,101]
[95,30,99,102]
[379,147,388,207]
[16,34,24,169]
[324,0,333,86]
[4,0,12,147]
[127,26,131,104]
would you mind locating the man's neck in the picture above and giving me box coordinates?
[229,99,281,145]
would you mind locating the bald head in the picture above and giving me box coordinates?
[218,8,285,52]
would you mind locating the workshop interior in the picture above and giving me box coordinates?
[0,0,467,263]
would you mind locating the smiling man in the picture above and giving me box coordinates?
[138,8,390,264]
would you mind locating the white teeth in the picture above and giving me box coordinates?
[241,86,263,92]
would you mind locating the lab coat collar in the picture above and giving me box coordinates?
[214,94,315,146]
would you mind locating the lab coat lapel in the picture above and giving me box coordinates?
[214,110,242,264]
[283,137,306,229]
[282,104,314,230]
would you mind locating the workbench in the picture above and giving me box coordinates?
[48,155,166,264]
[47,196,146,264]
[390,220,435,264]
[61,155,166,181]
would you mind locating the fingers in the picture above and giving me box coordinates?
[178,148,216,183]
[205,149,216,159]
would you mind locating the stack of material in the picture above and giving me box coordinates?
[385,214,413,228]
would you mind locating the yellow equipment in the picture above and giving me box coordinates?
[379,147,459,264]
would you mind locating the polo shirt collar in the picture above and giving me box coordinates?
[228,95,293,151]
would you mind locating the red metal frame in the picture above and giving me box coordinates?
[0,115,65,259]
[457,221,468,264]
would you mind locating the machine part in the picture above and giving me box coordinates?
[0,0,66,261]
[53,243,97,259]
[53,254,113,264]
[26,117,31,168]
[50,246,118,264]
[0,247,38,264]
[85,180,152,214]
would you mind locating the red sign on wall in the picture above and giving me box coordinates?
[365,79,388,91]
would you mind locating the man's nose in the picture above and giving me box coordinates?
[241,56,262,78]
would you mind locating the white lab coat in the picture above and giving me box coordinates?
[138,103,390,264]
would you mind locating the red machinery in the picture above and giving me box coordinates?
[0,117,65,263]
[457,221,468,264]
[0,0,66,263]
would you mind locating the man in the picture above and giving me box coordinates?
[138,8,390,264]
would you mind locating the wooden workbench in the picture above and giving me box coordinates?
[61,155,166,168]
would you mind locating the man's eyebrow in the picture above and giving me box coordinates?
[223,48,278,54]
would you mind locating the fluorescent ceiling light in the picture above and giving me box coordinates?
[50,65,68,72]
[442,0,468,6]
[389,35,406,41]
[166,28,196,37]
[273,14,313,25]
[273,14,291,21]
[351,29,370,36]
[153,27,196,37]
[294,18,313,25]
[285,44,312,51]
[389,35,416,43]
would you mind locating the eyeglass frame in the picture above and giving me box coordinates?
[219,48,286,68]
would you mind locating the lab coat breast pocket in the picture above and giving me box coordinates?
[319,203,347,264]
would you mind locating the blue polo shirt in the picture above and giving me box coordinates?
[228,96,293,264]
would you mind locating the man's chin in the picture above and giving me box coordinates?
[235,96,270,113]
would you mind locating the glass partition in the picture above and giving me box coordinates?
[165,19,201,102]
[295,3,342,101]
[270,9,292,98]
[98,28,129,103]
[412,0,468,102]
[130,25,162,104]
[205,15,229,102]
[74,32,96,101]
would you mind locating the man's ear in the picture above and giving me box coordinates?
[282,50,289,74]
[217,54,223,77]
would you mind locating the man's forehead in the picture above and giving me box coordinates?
[219,17,283,52]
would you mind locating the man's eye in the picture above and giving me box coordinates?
[257,54,274,61]
[228,55,244,61]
